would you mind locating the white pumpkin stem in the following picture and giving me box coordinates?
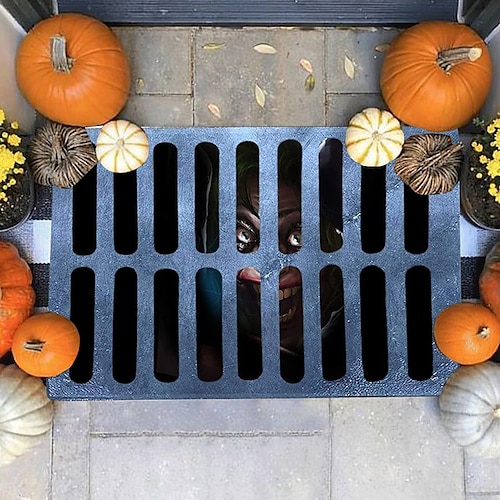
[23,340,46,353]
[437,47,482,73]
[50,35,73,73]
[494,407,500,418]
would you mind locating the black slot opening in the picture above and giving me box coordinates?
[278,140,302,255]
[72,166,96,255]
[279,266,304,383]
[320,265,346,380]
[361,166,386,253]
[154,269,179,382]
[406,266,433,380]
[404,185,429,254]
[113,267,137,383]
[196,268,223,381]
[69,267,95,383]
[237,267,262,380]
[236,142,260,254]
[195,143,219,253]
[114,171,138,254]
[360,266,388,381]
[319,138,343,252]
[154,143,178,254]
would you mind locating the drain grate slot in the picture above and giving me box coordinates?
[48,126,460,400]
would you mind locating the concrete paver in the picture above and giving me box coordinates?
[90,434,330,500]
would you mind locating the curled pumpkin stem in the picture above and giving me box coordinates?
[437,46,482,73]
[477,326,491,340]
[23,340,46,353]
[50,35,73,73]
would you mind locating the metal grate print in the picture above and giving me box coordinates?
[47,127,460,400]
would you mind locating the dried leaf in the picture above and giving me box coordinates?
[254,84,266,108]
[202,42,226,51]
[207,103,222,119]
[344,55,355,79]
[135,78,146,91]
[299,58,314,74]
[253,43,277,54]
[304,74,315,91]
[374,44,390,53]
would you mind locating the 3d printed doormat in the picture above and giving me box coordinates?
[47,127,460,400]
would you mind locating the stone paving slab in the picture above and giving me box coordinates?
[90,398,330,434]
[89,434,330,500]
[193,27,326,126]
[1,428,51,500]
[326,92,386,126]
[330,397,465,499]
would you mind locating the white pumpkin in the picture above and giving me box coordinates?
[0,364,54,466]
[96,119,149,173]
[439,361,500,458]
[345,107,404,167]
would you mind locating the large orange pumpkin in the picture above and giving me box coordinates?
[15,13,130,127]
[380,21,492,132]
[0,241,36,358]
[434,302,500,365]
[11,312,80,378]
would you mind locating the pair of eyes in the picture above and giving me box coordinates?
[236,218,302,253]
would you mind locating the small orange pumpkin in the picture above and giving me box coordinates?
[15,13,130,127]
[0,241,36,358]
[434,302,500,365]
[380,21,492,132]
[11,312,80,377]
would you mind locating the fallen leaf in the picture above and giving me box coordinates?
[207,103,222,119]
[254,84,266,108]
[374,44,391,53]
[253,43,277,54]
[135,78,146,91]
[202,42,226,50]
[304,74,315,91]
[344,55,355,79]
[299,58,314,74]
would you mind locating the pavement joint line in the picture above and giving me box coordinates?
[89,430,327,439]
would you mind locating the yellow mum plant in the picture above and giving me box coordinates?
[462,114,500,230]
[0,108,26,203]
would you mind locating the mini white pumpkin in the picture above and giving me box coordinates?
[96,119,149,173]
[439,361,500,458]
[345,107,404,167]
[0,364,54,466]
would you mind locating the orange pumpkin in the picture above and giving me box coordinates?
[434,302,500,365]
[0,241,36,358]
[11,312,80,378]
[15,13,130,127]
[380,21,492,132]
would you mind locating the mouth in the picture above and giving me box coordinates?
[243,282,301,324]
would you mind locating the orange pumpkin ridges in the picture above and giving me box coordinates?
[11,312,80,378]
[380,21,492,132]
[434,302,500,365]
[0,241,36,358]
[15,13,131,127]
[479,242,500,319]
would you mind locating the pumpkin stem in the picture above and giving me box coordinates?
[494,407,500,418]
[477,326,491,340]
[23,340,46,353]
[50,35,73,73]
[437,47,482,73]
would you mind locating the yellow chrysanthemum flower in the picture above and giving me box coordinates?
[13,151,25,165]
[0,109,4,127]
[487,159,500,178]
[10,121,19,130]
[7,134,21,147]
[480,155,490,164]
[473,142,484,153]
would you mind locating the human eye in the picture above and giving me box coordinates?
[287,223,302,250]
[236,218,259,253]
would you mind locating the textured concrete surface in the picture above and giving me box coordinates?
[1,25,499,500]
